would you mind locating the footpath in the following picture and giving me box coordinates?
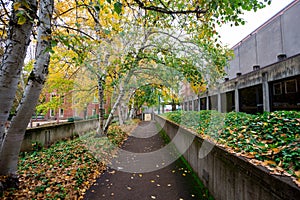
[84,121,211,200]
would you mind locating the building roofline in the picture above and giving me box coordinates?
[231,0,299,49]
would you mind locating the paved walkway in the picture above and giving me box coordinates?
[84,121,211,200]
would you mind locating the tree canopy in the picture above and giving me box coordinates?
[0,0,273,186]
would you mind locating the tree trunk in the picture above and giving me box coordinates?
[103,71,133,133]
[0,0,54,176]
[128,100,135,120]
[96,75,105,136]
[0,0,37,148]
[172,99,176,111]
[117,104,124,125]
[103,87,125,134]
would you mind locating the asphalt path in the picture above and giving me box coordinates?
[84,121,211,200]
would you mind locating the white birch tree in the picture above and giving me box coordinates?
[0,0,54,184]
[0,0,37,148]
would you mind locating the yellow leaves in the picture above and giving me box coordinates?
[190,81,206,94]
[41,35,51,41]
[272,148,281,154]
[245,151,256,159]
[13,2,22,11]
[14,1,30,11]
[14,1,32,25]
[262,160,276,166]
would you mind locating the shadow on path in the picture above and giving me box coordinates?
[84,121,212,200]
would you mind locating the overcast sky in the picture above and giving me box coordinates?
[218,0,295,47]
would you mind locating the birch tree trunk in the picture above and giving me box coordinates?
[0,0,54,175]
[0,0,37,148]
[96,75,105,136]
[128,99,135,120]
[103,71,133,133]
[117,104,124,125]
[103,86,125,134]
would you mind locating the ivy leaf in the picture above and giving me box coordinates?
[114,2,122,14]
[17,14,27,25]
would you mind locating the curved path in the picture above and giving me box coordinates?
[84,121,211,200]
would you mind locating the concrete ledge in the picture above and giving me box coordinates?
[155,115,300,200]
[21,119,98,152]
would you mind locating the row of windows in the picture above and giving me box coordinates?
[182,76,300,113]
[50,108,64,117]
[273,79,298,95]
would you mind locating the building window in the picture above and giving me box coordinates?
[285,79,297,93]
[271,76,300,112]
[273,82,282,95]
[60,95,65,104]
[50,93,56,100]
[50,109,55,117]
[59,108,64,117]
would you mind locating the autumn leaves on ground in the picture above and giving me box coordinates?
[1,111,300,199]
[1,120,138,199]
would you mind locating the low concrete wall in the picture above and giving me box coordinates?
[21,119,98,152]
[155,115,300,200]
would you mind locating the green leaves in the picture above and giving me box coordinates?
[114,2,122,14]
[16,12,27,25]
[14,1,33,25]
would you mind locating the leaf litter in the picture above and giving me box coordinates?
[1,124,130,199]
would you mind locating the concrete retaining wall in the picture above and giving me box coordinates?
[155,115,300,200]
[21,119,98,152]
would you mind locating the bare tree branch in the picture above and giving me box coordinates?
[132,0,207,16]
[54,24,96,40]
[0,0,9,21]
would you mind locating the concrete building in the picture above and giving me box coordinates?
[182,0,300,114]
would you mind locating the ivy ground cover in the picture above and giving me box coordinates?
[163,110,300,186]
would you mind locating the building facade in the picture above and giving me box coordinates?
[182,0,300,114]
